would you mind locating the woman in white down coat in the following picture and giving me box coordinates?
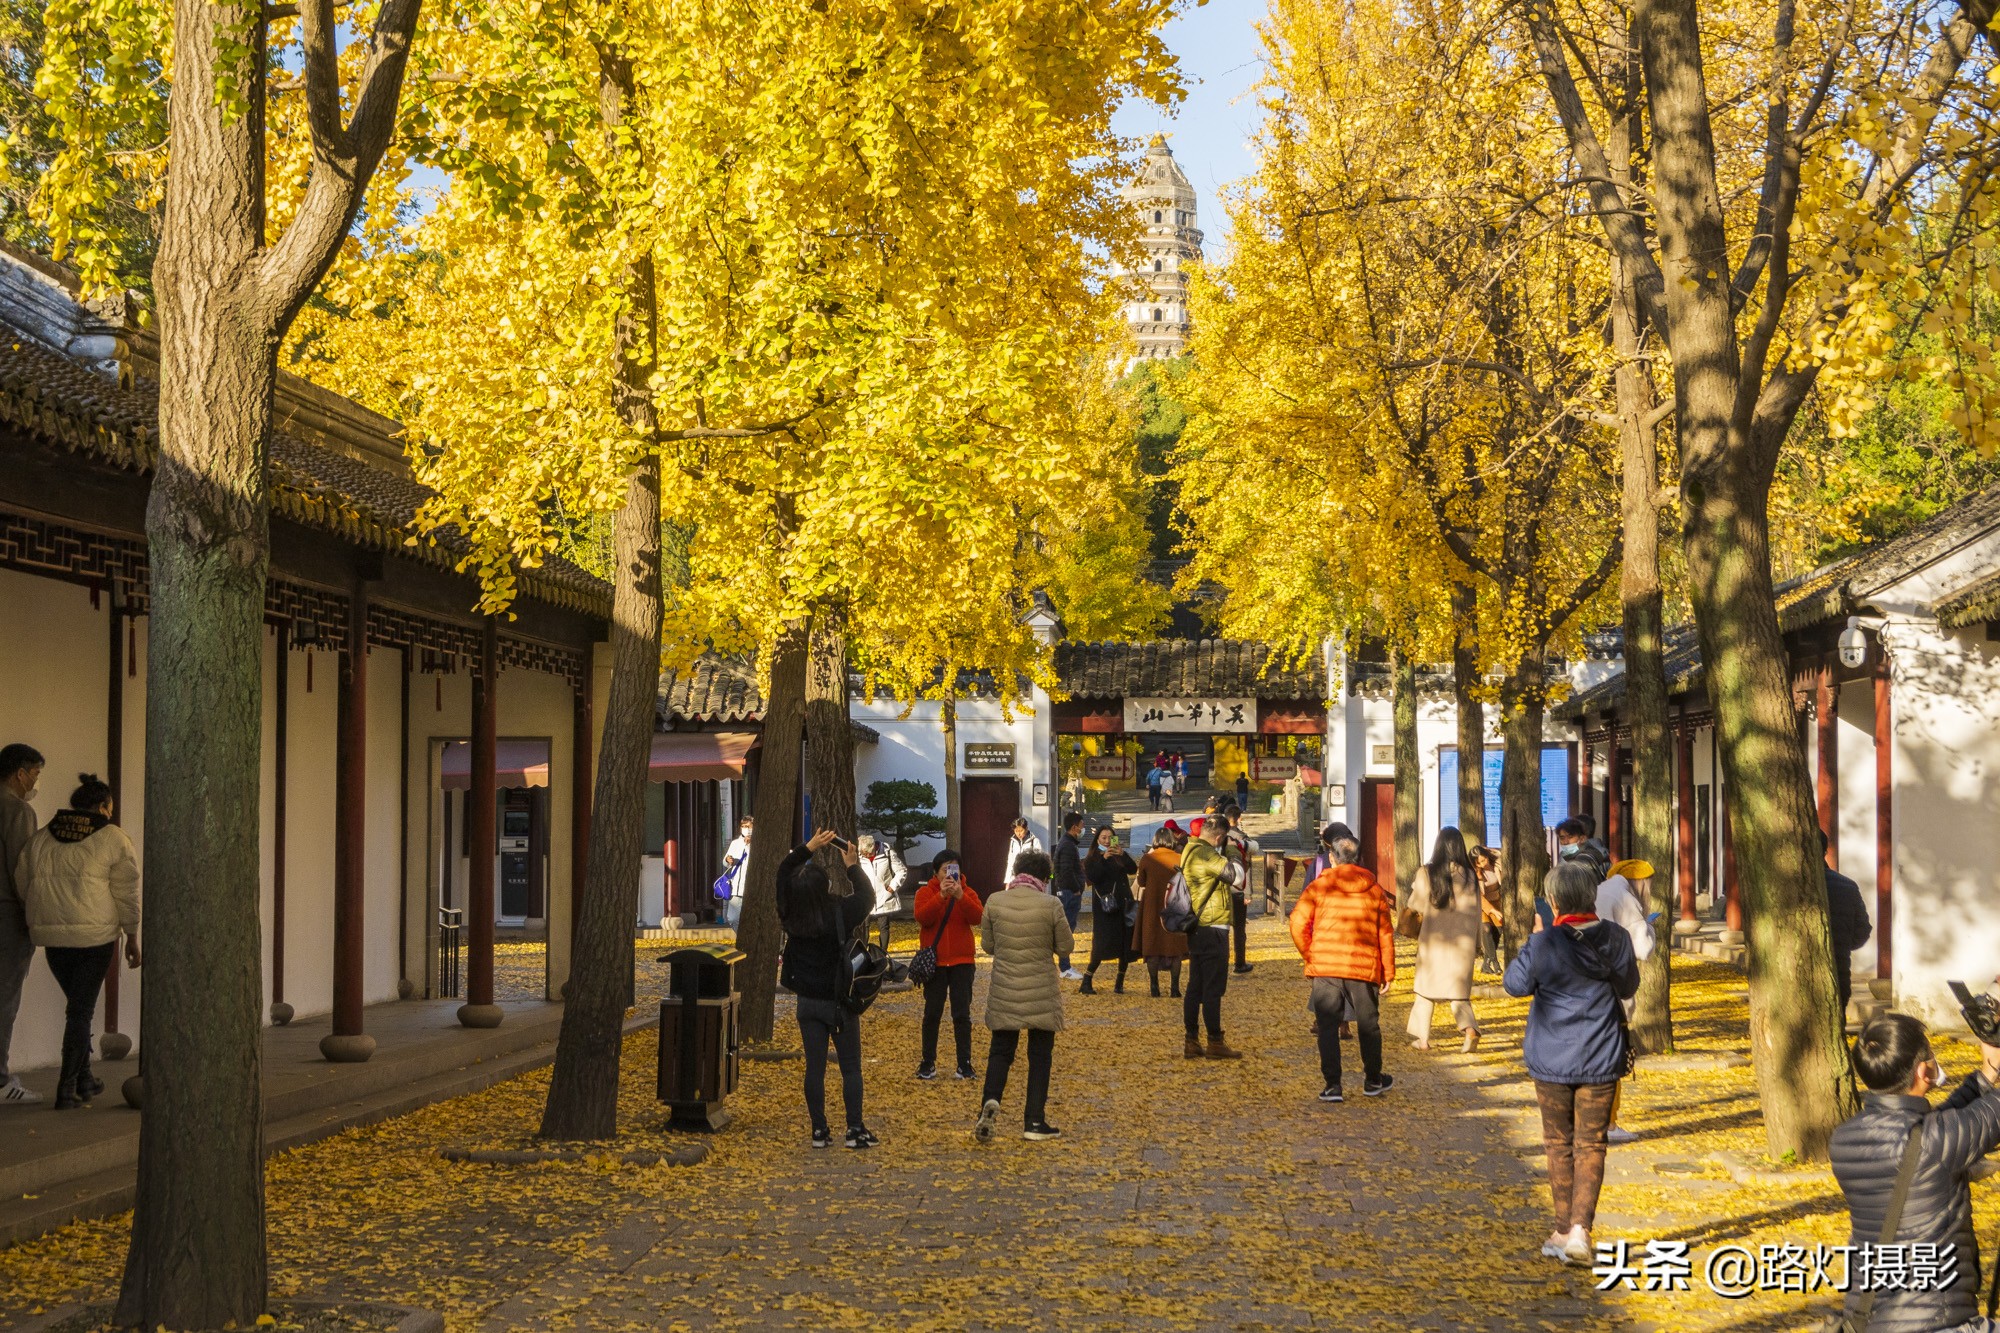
[15,773,140,1109]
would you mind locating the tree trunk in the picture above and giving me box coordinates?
[1614,253,1677,1055]
[118,251,272,1333]
[942,690,961,849]
[1450,581,1486,848]
[1391,649,1422,909]
[539,49,663,1141]
[121,7,277,1325]
[736,621,809,1045]
[1637,0,1857,1156]
[805,606,856,879]
[1496,652,1549,955]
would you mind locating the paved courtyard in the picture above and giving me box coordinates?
[3,916,1967,1332]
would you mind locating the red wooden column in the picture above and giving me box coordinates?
[98,594,132,1062]
[1874,659,1893,979]
[1816,664,1839,868]
[1604,730,1624,860]
[569,682,591,961]
[1674,718,1697,924]
[322,584,375,1061]
[1578,738,1594,826]
[459,617,504,1027]
[1722,797,1742,935]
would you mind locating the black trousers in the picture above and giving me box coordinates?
[797,1001,864,1133]
[982,1028,1054,1127]
[1835,956,1853,1020]
[46,943,113,1095]
[1184,925,1230,1039]
[921,963,975,1068]
[1311,976,1383,1085]
[1231,892,1249,967]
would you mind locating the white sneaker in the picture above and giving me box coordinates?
[1562,1226,1592,1264]
[1060,968,1083,981]
[1605,1126,1640,1145]
[1,1077,43,1105]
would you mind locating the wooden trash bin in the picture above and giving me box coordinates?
[657,942,743,1131]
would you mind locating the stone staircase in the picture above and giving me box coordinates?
[1670,917,1891,1028]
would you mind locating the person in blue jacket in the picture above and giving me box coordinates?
[1505,860,1639,1267]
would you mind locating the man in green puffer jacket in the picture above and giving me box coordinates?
[1179,817,1243,1062]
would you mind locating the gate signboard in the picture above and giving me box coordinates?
[1121,697,1256,733]
[1085,755,1134,781]
[1250,756,1299,783]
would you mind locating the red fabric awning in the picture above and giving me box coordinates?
[441,740,550,790]
[651,731,758,783]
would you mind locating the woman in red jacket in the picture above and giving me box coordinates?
[914,850,985,1080]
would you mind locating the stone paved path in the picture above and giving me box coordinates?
[439,920,1633,1332]
[5,919,1697,1333]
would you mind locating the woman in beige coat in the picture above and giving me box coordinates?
[974,849,1072,1143]
[1405,827,1483,1053]
[16,774,140,1109]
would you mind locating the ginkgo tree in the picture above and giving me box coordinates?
[301,0,1188,1082]
[1178,0,1622,942]
[29,0,428,1324]
[1522,0,2000,1157]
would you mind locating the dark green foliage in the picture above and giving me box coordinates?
[860,778,945,853]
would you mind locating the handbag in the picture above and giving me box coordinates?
[1820,1120,1925,1332]
[906,891,959,987]
[712,867,736,901]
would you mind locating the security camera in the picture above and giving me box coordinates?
[1837,624,1869,670]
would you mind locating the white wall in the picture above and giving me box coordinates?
[851,693,1052,865]
[0,568,126,1073]
[1885,619,2000,1027]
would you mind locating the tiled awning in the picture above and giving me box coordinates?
[650,731,759,783]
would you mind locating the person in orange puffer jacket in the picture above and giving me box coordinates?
[913,851,985,1081]
[1288,835,1396,1103]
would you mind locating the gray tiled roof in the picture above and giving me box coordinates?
[658,656,763,724]
[1053,639,1325,701]
[0,307,609,619]
[1560,480,2000,718]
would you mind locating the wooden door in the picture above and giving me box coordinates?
[960,777,1020,897]
[1360,778,1396,888]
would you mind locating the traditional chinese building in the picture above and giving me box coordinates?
[1560,482,2000,1028]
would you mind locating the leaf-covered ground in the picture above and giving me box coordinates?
[4,923,1991,1331]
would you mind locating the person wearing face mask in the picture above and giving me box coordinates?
[1831,1010,2000,1333]
[0,743,47,1106]
[1079,827,1138,995]
[1554,818,1609,880]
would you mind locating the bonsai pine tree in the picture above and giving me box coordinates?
[860,779,947,857]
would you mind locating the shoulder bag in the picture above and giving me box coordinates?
[906,891,959,987]
[1820,1120,1925,1332]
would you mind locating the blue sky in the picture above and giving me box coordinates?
[1111,0,1270,254]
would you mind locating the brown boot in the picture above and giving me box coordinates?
[1183,1036,1205,1060]
[1205,1038,1244,1060]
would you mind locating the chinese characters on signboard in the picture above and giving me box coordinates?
[1084,755,1134,781]
[1121,697,1256,734]
[964,743,1017,770]
[1249,756,1299,783]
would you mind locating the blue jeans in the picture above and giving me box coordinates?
[1056,890,1082,969]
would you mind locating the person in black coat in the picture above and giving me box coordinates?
[1079,827,1139,995]
[1819,830,1874,1018]
[1831,1012,2000,1333]
[1052,812,1086,980]
[777,829,878,1150]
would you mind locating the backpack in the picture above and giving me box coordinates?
[838,936,892,1015]
[1162,868,1215,933]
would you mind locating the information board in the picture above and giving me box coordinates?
[1437,745,1573,835]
